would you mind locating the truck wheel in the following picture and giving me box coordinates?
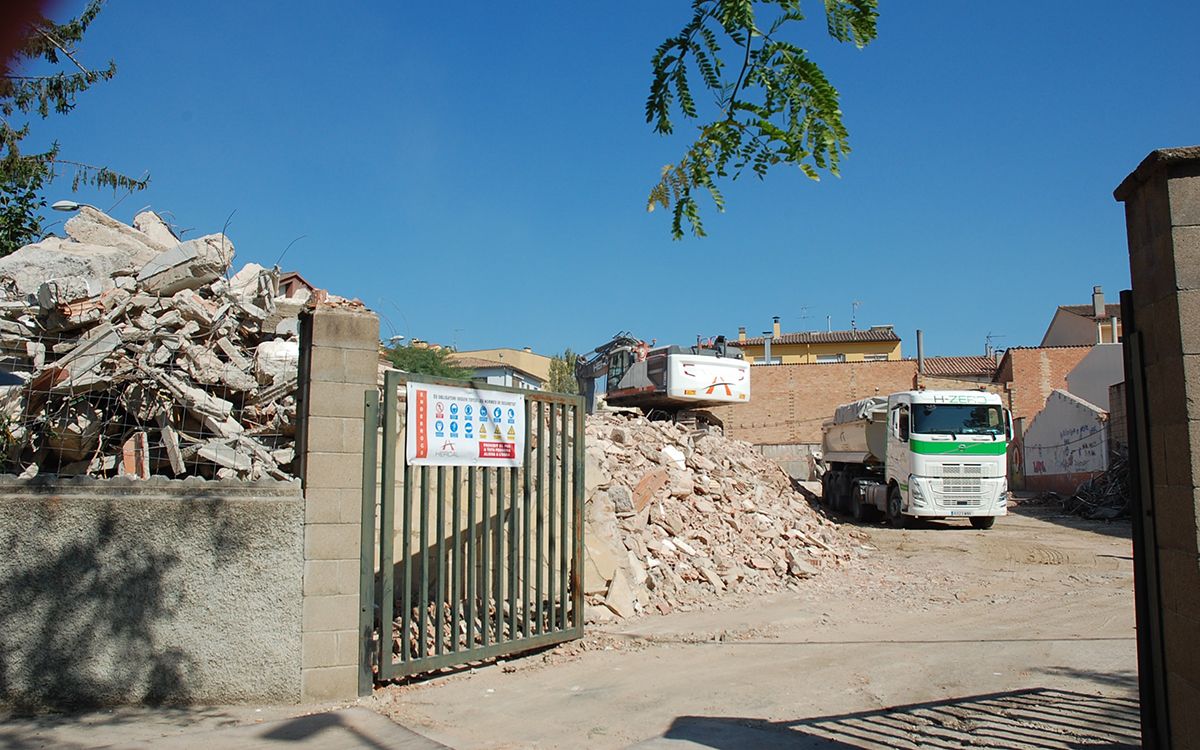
[820,473,832,507]
[886,486,908,529]
[970,516,996,530]
[836,473,853,515]
[852,496,867,521]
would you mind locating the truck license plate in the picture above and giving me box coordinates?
[949,510,971,516]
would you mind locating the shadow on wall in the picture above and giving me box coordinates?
[650,687,1140,749]
[0,502,191,709]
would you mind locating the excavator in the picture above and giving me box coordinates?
[575,332,751,427]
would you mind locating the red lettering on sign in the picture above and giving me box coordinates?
[415,389,429,459]
[479,442,516,460]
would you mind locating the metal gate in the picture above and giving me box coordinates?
[358,371,584,691]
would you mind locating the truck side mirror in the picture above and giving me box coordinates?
[1005,409,1013,441]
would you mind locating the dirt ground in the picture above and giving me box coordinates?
[370,502,1139,749]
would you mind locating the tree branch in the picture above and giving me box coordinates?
[725,25,755,120]
[35,29,92,76]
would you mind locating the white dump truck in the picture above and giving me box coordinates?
[819,390,1011,529]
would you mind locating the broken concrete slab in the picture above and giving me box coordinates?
[36,276,113,308]
[137,234,235,295]
[132,210,179,249]
[65,206,169,258]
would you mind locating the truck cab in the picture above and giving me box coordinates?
[820,389,1010,529]
[885,391,1010,527]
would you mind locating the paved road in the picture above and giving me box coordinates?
[371,504,1139,749]
[0,707,448,749]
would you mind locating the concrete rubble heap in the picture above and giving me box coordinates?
[0,207,308,480]
[583,411,853,621]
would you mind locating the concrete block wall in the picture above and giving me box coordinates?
[296,307,379,702]
[1116,146,1200,749]
[0,477,303,707]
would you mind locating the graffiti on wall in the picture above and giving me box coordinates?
[1027,422,1107,475]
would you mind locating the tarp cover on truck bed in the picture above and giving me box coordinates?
[831,396,888,426]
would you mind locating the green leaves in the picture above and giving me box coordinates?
[646,0,878,238]
[547,348,580,394]
[386,346,472,380]
[0,0,146,255]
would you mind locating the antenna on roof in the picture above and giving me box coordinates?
[851,300,862,330]
[984,332,1006,357]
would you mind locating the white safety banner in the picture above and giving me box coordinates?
[405,381,526,467]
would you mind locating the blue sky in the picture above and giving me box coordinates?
[20,1,1199,358]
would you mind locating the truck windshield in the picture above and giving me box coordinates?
[912,404,1004,436]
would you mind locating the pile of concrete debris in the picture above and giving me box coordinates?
[583,411,854,621]
[0,207,307,480]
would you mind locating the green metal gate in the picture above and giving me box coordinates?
[358,371,584,691]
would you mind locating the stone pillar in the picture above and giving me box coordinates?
[1115,146,1200,748]
[295,306,379,702]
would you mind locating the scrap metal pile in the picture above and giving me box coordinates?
[0,207,307,480]
[1062,454,1131,520]
[583,411,854,621]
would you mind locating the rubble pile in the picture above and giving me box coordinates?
[1062,454,1131,520]
[583,411,854,621]
[0,207,309,480]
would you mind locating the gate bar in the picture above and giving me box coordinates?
[535,402,545,635]
[452,466,462,651]
[378,371,400,678]
[358,388,380,696]
[467,467,476,650]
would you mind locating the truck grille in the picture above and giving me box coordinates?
[939,463,982,499]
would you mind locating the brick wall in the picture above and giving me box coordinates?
[999,347,1092,422]
[714,360,918,444]
[916,373,1007,397]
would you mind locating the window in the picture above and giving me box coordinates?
[896,405,910,441]
[912,404,1005,436]
[816,353,846,364]
[863,353,888,362]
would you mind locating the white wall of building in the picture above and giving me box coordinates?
[1065,344,1124,411]
[471,366,542,390]
[1024,389,1109,479]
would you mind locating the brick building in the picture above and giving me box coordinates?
[712,359,918,445]
[992,345,1093,423]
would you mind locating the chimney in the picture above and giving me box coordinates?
[738,326,746,343]
[916,329,925,375]
[772,316,781,338]
[523,347,532,353]
[762,331,773,365]
[1092,285,1105,318]
[1110,315,1119,343]
[993,349,1003,365]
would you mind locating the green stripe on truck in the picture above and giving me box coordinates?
[911,439,1007,456]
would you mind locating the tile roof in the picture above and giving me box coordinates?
[1059,303,1122,321]
[737,328,900,346]
[922,356,998,377]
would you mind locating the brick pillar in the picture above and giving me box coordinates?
[1115,146,1200,748]
[295,306,379,702]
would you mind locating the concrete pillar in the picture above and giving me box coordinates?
[1115,145,1200,748]
[295,306,379,702]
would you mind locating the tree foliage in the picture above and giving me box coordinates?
[547,348,579,394]
[386,345,472,379]
[0,0,148,255]
[646,0,878,238]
